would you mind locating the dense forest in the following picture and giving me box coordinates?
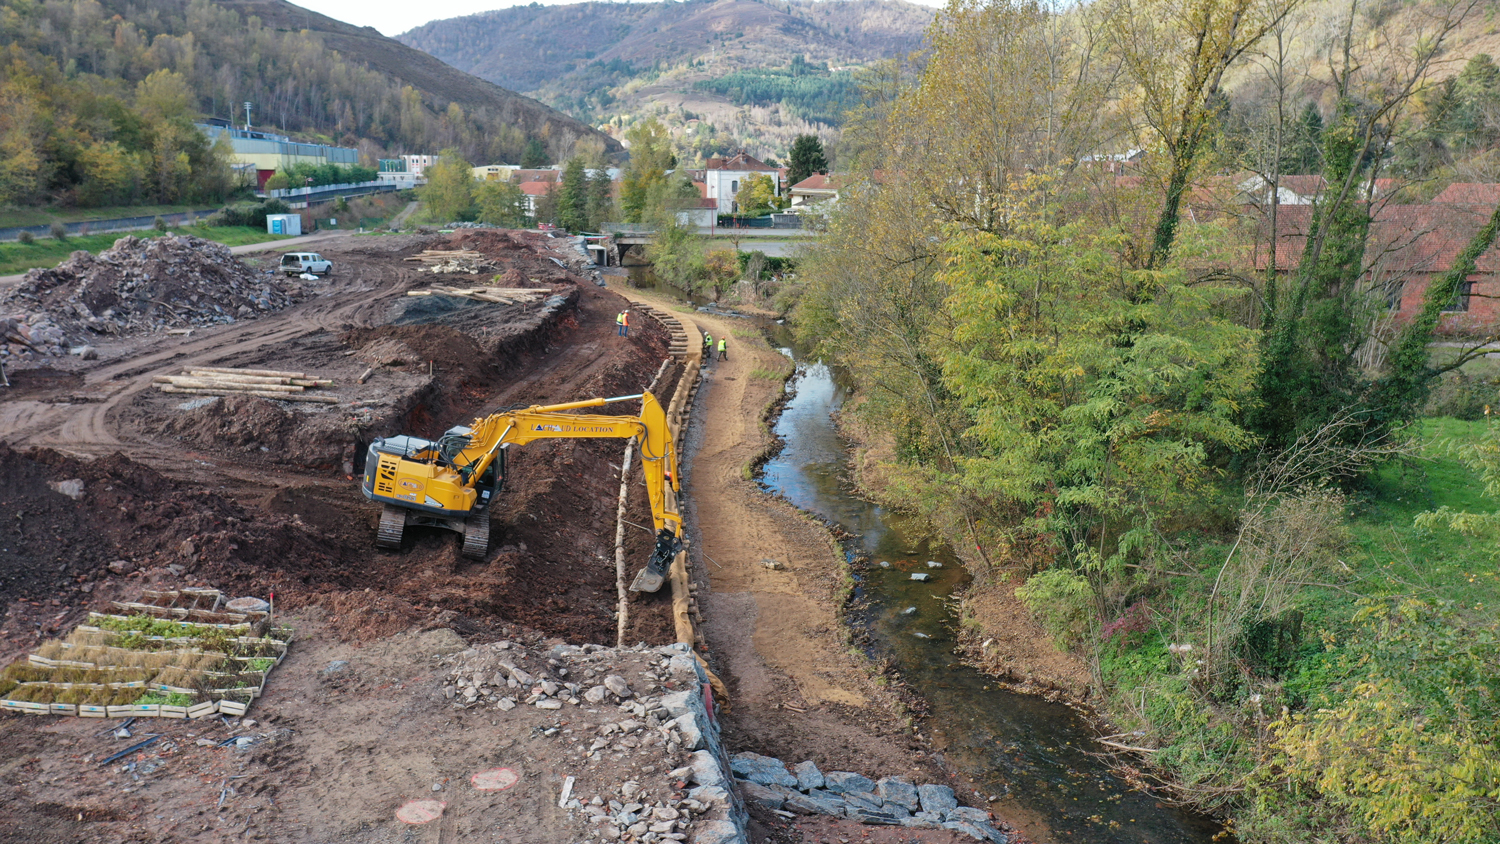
[0,0,573,207]
[793,0,1500,841]
[695,57,863,126]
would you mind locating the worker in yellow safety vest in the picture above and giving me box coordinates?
[616,310,629,337]
[717,337,727,361]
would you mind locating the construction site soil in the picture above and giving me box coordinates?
[0,230,992,844]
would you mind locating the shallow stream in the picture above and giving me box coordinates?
[625,263,1225,843]
[759,348,1225,844]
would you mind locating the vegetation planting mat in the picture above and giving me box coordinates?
[0,587,292,718]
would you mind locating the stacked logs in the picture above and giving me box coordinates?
[150,366,337,404]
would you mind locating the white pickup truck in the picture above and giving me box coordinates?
[279,252,333,277]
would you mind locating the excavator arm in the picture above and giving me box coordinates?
[362,391,683,590]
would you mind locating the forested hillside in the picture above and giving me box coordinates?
[0,0,618,208]
[398,0,932,161]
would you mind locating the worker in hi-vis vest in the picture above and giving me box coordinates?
[616,310,629,337]
[717,337,727,361]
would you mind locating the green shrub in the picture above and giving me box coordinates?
[17,230,34,244]
[1015,567,1094,649]
[152,216,167,232]
[1424,370,1500,420]
[49,221,67,240]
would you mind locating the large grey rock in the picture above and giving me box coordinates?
[730,752,797,788]
[942,819,1006,842]
[739,781,791,810]
[845,806,904,825]
[876,777,920,812]
[692,819,745,844]
[689,785,730,805]
[673,713,705,750]
[842,791,886,813]
[948,806,993,824]
[792,760,825,792]
[783,790,846,816]
[660,689,695,718]
[917,783,959,815]
[690,750,726,788]
[603,675,634,697]
[824,771,878,794]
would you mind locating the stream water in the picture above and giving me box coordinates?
[626,262,1225,843]
[759,346,1225,844]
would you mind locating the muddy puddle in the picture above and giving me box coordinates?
[760,347,1226,844]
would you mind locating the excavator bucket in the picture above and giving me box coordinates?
[629,529,682,593]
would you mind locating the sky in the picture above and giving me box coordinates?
[297,0,944,37]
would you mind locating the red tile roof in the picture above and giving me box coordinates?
[518,181,552,197]
[790,173,845,191]
[705,150,777,172]
[1255,203,1500,274]
[1432,183,1500,205]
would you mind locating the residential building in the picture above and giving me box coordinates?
[703,150,781,214]
[789,173,844,207]
[1254,199,1500,333]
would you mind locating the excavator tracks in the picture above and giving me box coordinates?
[376,504,407,549]
[461,508,491,559]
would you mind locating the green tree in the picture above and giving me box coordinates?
[474,179,528,227]
[734,173,776,215]
[786,134,828,187]
[418,148,475,222]
[1281,100,1323,173]
[619,118,676,223]
[520,138,548,169]
[556,156,589,232]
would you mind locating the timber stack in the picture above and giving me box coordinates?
[150,367,338,404]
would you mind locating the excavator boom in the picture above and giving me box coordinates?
[361,391,682,591]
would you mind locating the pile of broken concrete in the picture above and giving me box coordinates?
[3,234,292,345]
[730,752,1010,843]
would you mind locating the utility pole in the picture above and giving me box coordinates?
[243,101,253,131]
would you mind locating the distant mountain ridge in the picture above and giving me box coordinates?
[216,0,622,157]
[398,0,933,96]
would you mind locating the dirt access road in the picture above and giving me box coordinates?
[0,230,989,843]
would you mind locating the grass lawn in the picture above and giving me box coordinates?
[0,204,221,229]
[1344,416,1499,613]
[0,226,291,276]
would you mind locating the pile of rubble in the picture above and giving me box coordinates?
[0,314,73,360]
[2,235,293,345]
[729,753,1010,842]
[437,639,747,843]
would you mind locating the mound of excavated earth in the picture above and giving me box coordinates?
[2,234,292,347]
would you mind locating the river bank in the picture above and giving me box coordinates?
[604,280,999,842]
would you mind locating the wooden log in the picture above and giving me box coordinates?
[289,378,333,387]
[190,366,307,379]
[158,386,338,404]
[184,371,293,385]
[155,377,305,393]
[357,367,374,384]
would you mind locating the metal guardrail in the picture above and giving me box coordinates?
[0,208,222,244]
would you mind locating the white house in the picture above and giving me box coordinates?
[703,151,781,214]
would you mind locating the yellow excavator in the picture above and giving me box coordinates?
[361,391,683,592]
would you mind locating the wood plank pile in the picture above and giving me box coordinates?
[406,286,547,305]
[150,366,338,404]
[403,249,496,274]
